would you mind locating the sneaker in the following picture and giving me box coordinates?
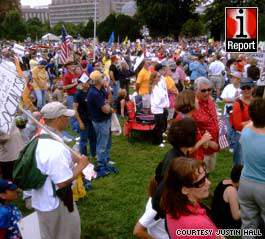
[105,164,119,174]
[75,137,80,141]
[108,160,116,165]
[229,148,234,153]
[162,139,166,143]
[159,143,165,148]
[216,98,222,103]
[162,132,167,137]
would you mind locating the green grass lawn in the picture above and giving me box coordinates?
[16,120,233,239]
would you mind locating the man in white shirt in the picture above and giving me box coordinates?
[221,72,241,151]
[209,55,225,102]
[33,102,88,239]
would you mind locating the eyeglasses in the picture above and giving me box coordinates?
[191,173,209,188]
[241,86,251,91]
[200,88,212,93]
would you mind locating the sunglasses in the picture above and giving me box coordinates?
[191,173,209,188]
[241,86,251,91]
[200,88,212,93]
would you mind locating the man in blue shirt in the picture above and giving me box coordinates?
[87,71,115,177]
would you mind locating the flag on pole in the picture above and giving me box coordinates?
[107,32,114,48]
[59,26,71,65]
[218,117,229,149]
[123,36,128,44]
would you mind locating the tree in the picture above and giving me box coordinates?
[136,0,200,38]
[181,18,205,38]
[82,19,94,38]
[2,10,27,41]
[26,17,44,40]
[52,22,79,37]
[0,0,20,23]
[97,14,116,41]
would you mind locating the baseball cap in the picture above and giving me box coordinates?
[240,78,254,88]
[41,102,75,119]
[90,70,102,82]
[0,180,17,193]
[39,60,47,66]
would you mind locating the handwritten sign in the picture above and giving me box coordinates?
[13,43,25,57]
[251,53,264,70]
[79,73,89,83]
[0,62,25,134]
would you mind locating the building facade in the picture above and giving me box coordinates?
[21,5,49,23]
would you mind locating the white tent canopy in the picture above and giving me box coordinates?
[41,33,60,41]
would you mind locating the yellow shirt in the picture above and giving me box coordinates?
[32,66,48,90]
[165,76,176,91]
[136,68,151,95]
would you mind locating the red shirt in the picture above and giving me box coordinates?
[192,98,219,155]
[63,71,78,95]
[166,204,219,239]
[230,100,250,131]
[175,113,204,160]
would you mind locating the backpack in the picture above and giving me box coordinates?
[13,134,53,191]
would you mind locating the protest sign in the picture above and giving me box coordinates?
[79,73,89,83]
[133,54,144,72]
[18,212,41,239]
[13,43,25,57]
[0,62,25,134]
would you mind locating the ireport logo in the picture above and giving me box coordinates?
[225,7,258,53]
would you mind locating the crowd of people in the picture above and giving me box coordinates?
[1,38,265,238]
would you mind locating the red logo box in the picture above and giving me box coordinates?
[225,7,258,53]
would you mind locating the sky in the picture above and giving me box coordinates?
[21,0,52,7]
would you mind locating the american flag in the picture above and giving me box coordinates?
[218,116,229,149]
[59,26,71,65]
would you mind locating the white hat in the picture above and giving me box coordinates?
[41,102,75,119]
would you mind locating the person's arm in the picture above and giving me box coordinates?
[73,102,85,130]
[189,131,212,154]
[109,70,117,85]
[63,81,78,90]
[106,85,113,106]
[120,99,126,117]
[57,154,89,189]
[225,186,241,220]
[133,222,154,239]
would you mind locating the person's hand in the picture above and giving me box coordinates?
[113,80,117,85]
[208,141,219,150]
[77,155,89,169]
[201,131,212,144]
[79,122,85,130]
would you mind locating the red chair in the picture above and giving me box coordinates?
[124,101,155,143]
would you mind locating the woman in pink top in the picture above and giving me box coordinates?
[160,157,223,239]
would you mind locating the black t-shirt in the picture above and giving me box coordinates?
[109,64,120,81]
[74,89,91,124]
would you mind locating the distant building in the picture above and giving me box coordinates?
[49,0,135,27]
[21,5,50,23]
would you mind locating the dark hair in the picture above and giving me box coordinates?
[167,118,197,148]
[175,90,196,114]
[248,98,265,128]
[176,59,182,66]
[160,157,205,219]
[148,176,158,197]
[230,165,243,183]
[198,55,204,60]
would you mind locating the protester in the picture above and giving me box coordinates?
[221,72,241,151]
[160,157,221,239]
[136,59,151,95]
[238,98,265,234]
[133,177,169,239]
[230,78,254,165]
[119,61,131,99]
[87,71,116,177]
[150,67,169,147]
[247,58,260,82]
[0,124,24,181]
[209,54,225,102]
[32,60,49,110]
[32,102,88,239]
[175,59,186,92]
[211,165,243,229]
[0,180,22,239]
[109,55,120,107]
[73,77,97,158]
[193,77,219,172]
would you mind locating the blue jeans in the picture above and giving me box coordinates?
[226,116,237,149]
[92,119,112,168]
[35,89,46,109]
[233,131,243,166]
[66,95,79,133]
[79,120,97,157]
[110,81,120,108]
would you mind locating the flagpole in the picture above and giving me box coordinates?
[93,0,97,62]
